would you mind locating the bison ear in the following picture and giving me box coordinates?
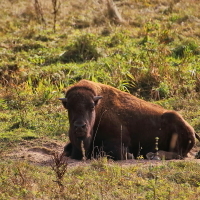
[59,98,68,102]
[94,96,102,104]
[59,98,68,109]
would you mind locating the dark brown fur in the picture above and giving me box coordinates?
[60,79,196,160]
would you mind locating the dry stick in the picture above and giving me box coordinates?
[92,110,108,158]
[106,0,125,24]
[34,0,46,26]
[52,0,61,33]
[120,125,123,160]
[16,166,26,186]
[195,132,200,142]
[80,109,107,161]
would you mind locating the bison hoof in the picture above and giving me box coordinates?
[128,153,134,159]
[146,152,161,160]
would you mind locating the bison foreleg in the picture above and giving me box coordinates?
[146,150,181,160]
[63,142,83,160]
[63,142,72,157]
[102,140,133,160]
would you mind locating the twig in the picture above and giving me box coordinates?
[106,0,125,24]
[52,0,61,33]
[34,0,46,26]
[92,110,107,158]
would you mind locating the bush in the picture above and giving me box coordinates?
[60,34,101,63]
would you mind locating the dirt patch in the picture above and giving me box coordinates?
[2,138,63,166]
[2,138,200,167]
[1,138,90,167]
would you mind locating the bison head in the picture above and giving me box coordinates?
[59,89,102,151]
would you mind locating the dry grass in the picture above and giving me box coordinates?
[1,157,200,199]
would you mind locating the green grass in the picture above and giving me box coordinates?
[0,0,200,198]
[0,159,200,199]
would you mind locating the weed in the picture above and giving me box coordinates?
[51,152,68,192]
[90,157,109,171]
[172,40,200,58]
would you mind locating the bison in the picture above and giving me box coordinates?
[59,79,198,160]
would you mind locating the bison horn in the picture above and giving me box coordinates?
[94,96,102,102]
[59,98,68,102]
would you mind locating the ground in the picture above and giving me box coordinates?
[2,138,200,167]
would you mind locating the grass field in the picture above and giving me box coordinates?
[0,0,200,199]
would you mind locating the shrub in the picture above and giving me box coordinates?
[60,34,101,63]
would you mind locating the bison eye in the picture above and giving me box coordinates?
[90,103,95,110]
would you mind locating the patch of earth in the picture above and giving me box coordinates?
[1,138,89,167]
[1,138,200,167]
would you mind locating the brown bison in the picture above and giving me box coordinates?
[59,79,197,160]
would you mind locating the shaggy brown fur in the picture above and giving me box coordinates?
[60,79,196,160]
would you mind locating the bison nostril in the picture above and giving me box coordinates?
[74,122,86,129]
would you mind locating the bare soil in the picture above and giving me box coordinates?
[2,138,200,167]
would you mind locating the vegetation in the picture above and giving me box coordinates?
[0,0,200,199]
[0,159,200,199]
